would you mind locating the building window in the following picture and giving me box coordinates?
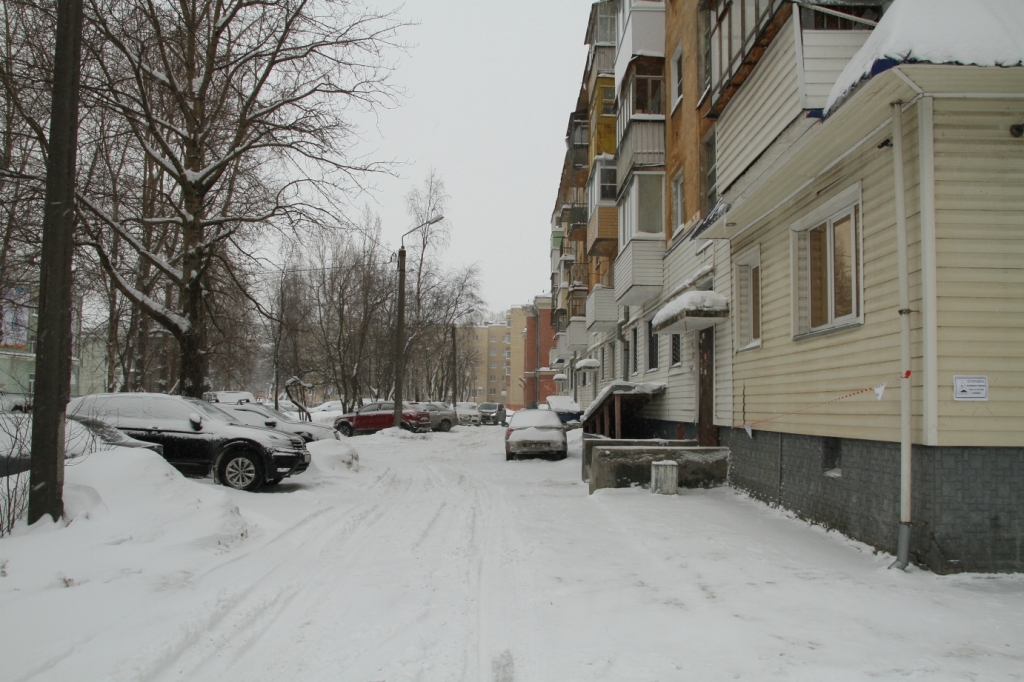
[671,172,685,235]
[633,65,664,116]
[601,167,617,201]
[801,5,881,31]
[490,361,496,368]
[600,347,606,380]
[703,132,717,212]
[622,339,630,378]
[490,375,497,382]
[597,1,617,44]
[631,326,639,374]
[700,7,712,95]
[736,245,762,349]
[792,187,862,337]
[505,367,510,375]
[621,174,665,244]
[671,44,684,107]
[503,335,510,343]
[647,320,659,370]
[602,86,616,116]
[671,334,681,366]
[489,349,497,356]
[705,0,789,107]
[580,367,588,387]
[490,336,497,343]
[489,388,497,395]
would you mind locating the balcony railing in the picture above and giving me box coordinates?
[564,203,588,238]
[616,119,665,184]
[559,240,577,262]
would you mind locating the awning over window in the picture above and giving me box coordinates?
[651,290,729,334]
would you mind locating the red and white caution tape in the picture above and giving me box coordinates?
[739,372,907,438]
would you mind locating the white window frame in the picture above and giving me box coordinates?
[789,183,864,339]
[619,172,665,246]
[671,172,685,238]
[734,244,762,352]
[671,43,684,112]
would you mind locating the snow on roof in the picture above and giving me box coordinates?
[553,374,568,382]
[546,395,581,413]
[582,380,667,422]
[651,290,729,329]
[575,358,600,370]
[825,0,1024,115]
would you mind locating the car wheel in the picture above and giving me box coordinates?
[265,477,283,486]
[506,450,514,461]
[219,449,263,491]
[337,422,353,438]
[438,420,451,432]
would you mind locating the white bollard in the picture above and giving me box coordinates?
[651,460,679,495]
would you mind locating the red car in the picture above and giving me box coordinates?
[334,401,432,437]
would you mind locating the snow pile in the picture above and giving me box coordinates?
[310,410,346,425]
[307,438,360,473]
[575,358,600,370]
[1,447,252,634]
[552,373,567,382]
[826,0,1024,115]
[582,380,667,421]
[546,395,582,413]
[651,290,728,329]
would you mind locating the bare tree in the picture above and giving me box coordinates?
[75,0,403,396]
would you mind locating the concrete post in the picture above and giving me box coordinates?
[651,461,679,495]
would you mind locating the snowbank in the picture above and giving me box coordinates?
[651,290,728,329]
[3,447,251,594]
[825,0,1024,115]
[307,438,360,473]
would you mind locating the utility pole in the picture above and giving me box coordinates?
[393,215,443,428]
[28,0,85,525]
[450,324,457,405]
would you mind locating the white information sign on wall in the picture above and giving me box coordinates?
[953,376,988,401]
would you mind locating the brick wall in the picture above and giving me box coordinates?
[722,427,1024,573]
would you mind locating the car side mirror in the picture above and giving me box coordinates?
[189,413,203,430]
[264,420,277,428]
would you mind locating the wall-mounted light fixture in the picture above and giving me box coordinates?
[1010,124,1024,138]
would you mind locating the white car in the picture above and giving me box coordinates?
[504,409,567,461]
[310,400,344,413]
[455,401,481,426]
[203,390,257,405]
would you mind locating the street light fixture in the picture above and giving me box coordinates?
[393,214,444,428]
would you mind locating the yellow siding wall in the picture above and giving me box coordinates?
[933,98,1024,446]
[730,107,927,443]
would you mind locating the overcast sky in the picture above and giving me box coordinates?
[353,0,595,315]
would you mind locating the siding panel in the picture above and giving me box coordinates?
[717,17,801,192]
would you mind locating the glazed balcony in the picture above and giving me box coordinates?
[586,285,617,332]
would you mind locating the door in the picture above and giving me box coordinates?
[698,327,718,447]
[353,404,378,431]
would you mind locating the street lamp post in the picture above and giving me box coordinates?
[393,215,443,428]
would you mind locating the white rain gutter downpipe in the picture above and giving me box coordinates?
[890,101,913,570]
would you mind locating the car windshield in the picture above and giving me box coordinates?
[185,398,236,421]
[509,410,563,428]
[263,406,297,422]
[479,403,499,410]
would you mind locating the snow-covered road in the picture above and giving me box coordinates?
[3,426,1023,681]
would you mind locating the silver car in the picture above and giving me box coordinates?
[417,402,457,432]
[478,402,507,426]
[504,409,567,461]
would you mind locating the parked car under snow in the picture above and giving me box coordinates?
[504,409,567,461]
[213,402,339,443]
[456,402,481,426]
[68,393,310,491]
[0,413,162,477]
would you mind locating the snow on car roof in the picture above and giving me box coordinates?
[509,410,564,428]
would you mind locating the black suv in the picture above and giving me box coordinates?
[478,402,507,425]
[68,393,310,491]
